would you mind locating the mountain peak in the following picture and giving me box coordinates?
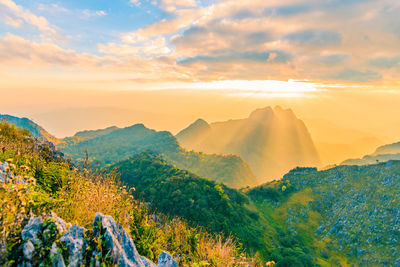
[248,106,274,120]
[192,118,209,127]
[176,118,211,143]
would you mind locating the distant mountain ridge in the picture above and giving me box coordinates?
[176,106,320,182]
[58,123,259,188]
[343,141,400,165]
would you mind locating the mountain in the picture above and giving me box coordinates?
[373,141,400,155]
[59,123,259,188]
[57,126,119,149]
[247,160,400,266]
[342,141,400,166]
[176,106,320,182]
[113,151,266,252]
[0,114,59,144]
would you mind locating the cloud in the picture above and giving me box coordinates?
[98,36,171,57]
[0,34,102,67]
[37,3,68,13]
[4,15,23,27]
[329,69,382,82]
[177,50,291,64]
[285,30,342,46]
[368,56,400,69]
[2,0,400,86]
[0,0,57,37]
[82,9,107,18]
[158,0,198,12]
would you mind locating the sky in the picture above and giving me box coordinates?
[0,0,400,141]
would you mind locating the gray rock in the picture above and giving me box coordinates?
[60,224,87,267]
[50,242,66,267]
[21,216,43,248]
[93,212,145,267]
[21,214,70,265]
[157,251,178,267]
[141,256,157,267]
[22,241,35,261]
[50,212,70,234]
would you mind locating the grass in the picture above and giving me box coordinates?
[0,121,259,266]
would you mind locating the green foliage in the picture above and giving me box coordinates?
[59,124,257,188]
[113,151,266,254]
[0,121,255,266]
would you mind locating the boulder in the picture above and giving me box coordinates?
[157,251,178,267]
[60,224,87,266]
[21,216,43,261]
[50,243,66,267]
[141,256,157,267]
[93,212,145,267]
[50,212,70,234]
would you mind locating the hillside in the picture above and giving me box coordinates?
[0,114,59,144]
[59,123,259,188]
[177,106,321,182]
[247,161,400,266]
[0,121,256,266]
[113,151,266,252]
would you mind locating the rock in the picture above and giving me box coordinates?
[93,212,145,267]
[157,251,178,267]
[23,241,36,261]
[141,256,157,267]
[50,243,66,267]
[60,224,87,266]
[21,216,43,260]
[50,212,70,234]
[21,214,70,265]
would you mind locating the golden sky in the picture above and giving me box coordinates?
[0,0,399,142]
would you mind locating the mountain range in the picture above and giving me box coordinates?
[177,106,321,181]
[2,110,400,266]
[58,123,259,188]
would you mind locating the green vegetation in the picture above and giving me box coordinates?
[58,123,258,188]
[3,116,400,267]
[0,121,255,266]
[0,114,59,144]
[248,164,400,266]
[113,151,265,252]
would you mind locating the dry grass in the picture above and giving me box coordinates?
[56,169,133,229]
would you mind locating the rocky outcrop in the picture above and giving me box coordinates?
[18,212,178,267]
[21,216,43,263]
[93,212,146,267]
[0,162,25,184]
[157,251,178,267]
[60,225,87,266]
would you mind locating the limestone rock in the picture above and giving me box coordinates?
[157,251,178,267]
[50,243,66,267]
[93,212,145,267]
[60,224,87,267]
[141,256,157,267]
